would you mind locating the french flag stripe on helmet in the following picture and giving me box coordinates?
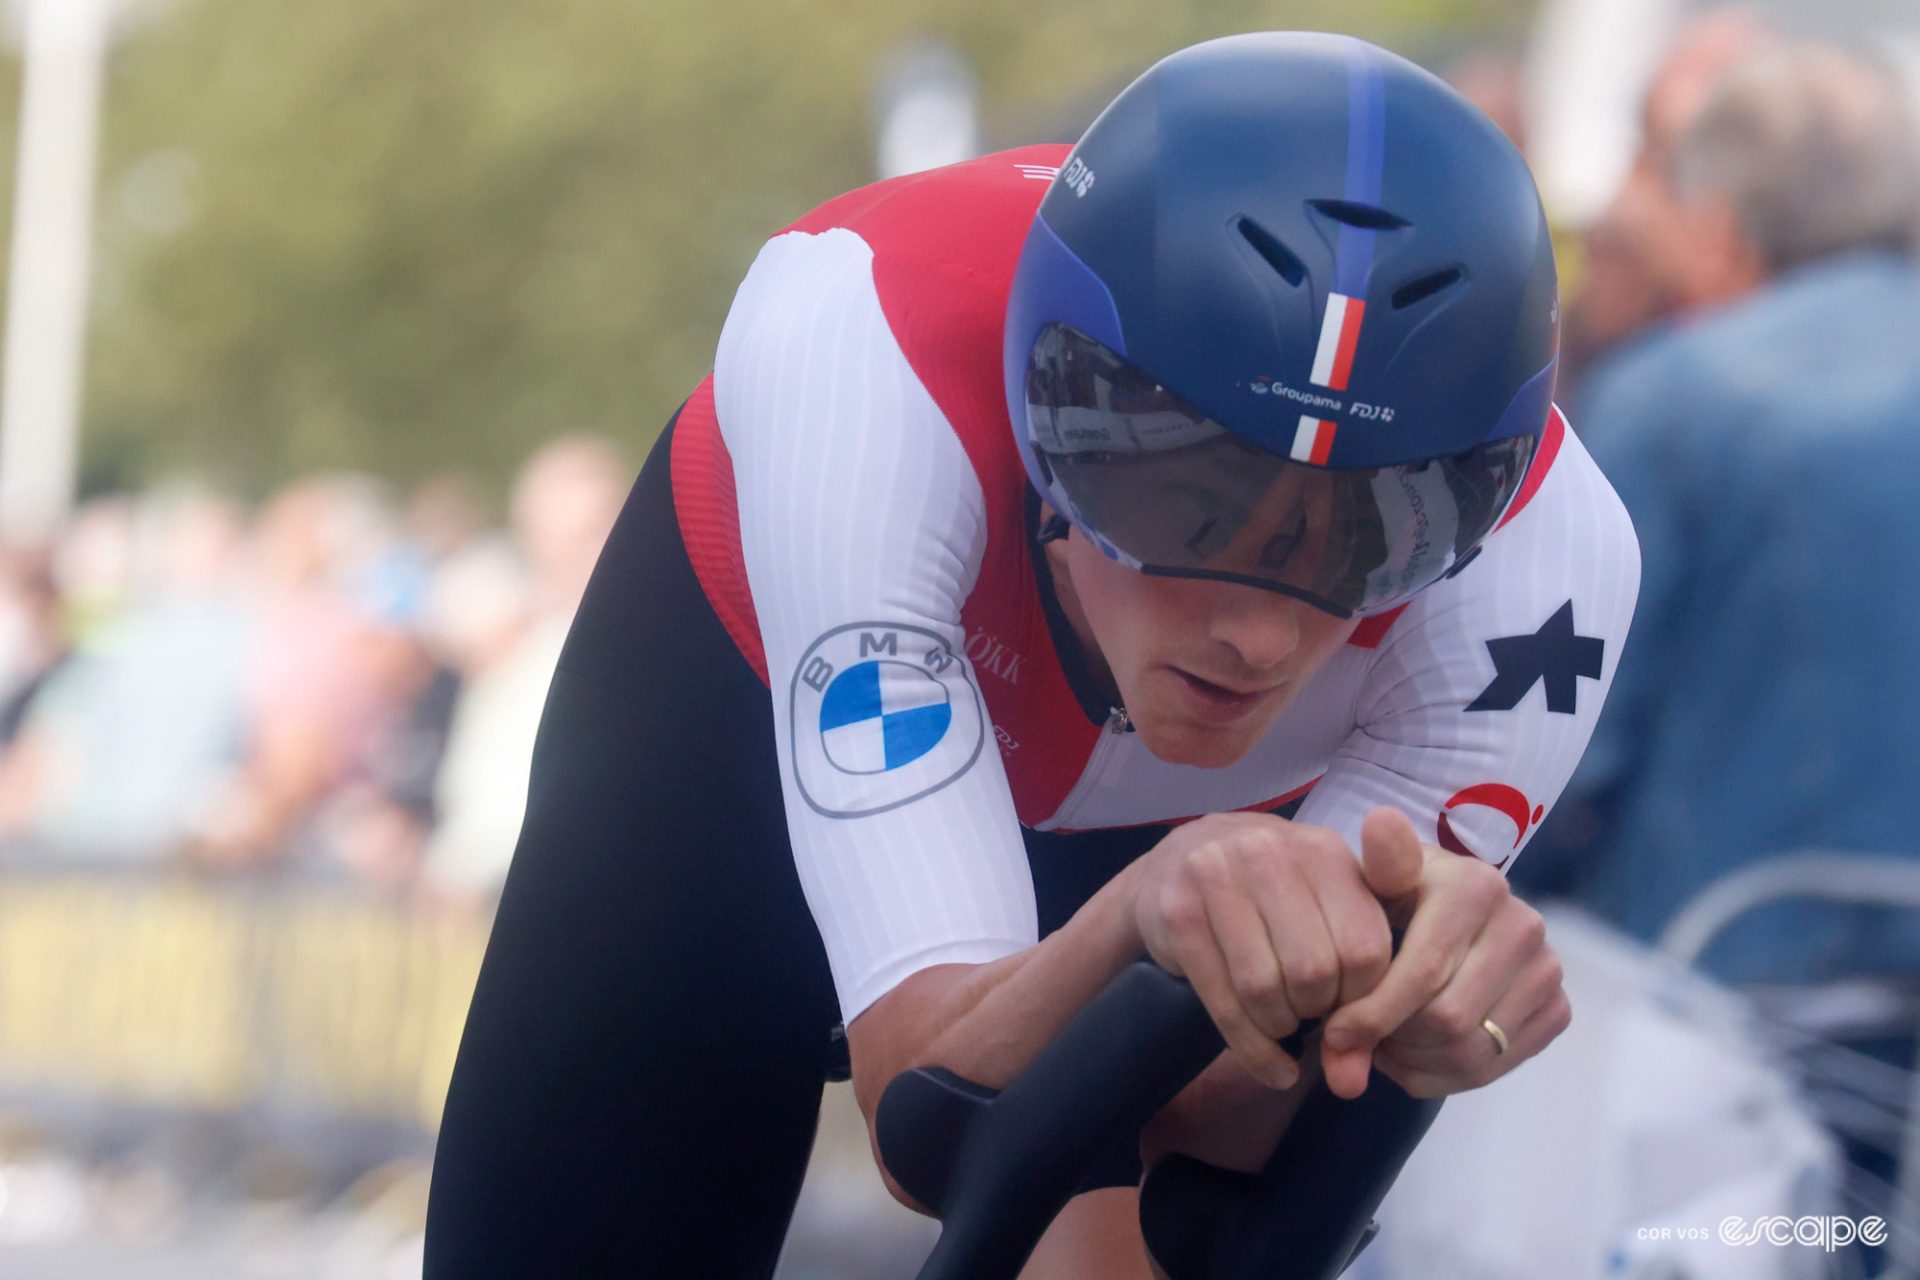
[1310,292,1367,390]
[1291,415,1337,464]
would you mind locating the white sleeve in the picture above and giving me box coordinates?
[1293,425,1641,872]
[713,228,1038,1023]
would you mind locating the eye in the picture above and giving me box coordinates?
[1258,508,1308,572]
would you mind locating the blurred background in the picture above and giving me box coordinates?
[0,0,1918,1276]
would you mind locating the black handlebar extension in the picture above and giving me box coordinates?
[882,963,1225,1280]
[879,960,1442,1280]
[1140,1062,1442,1279]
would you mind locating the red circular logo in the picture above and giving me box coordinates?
[1436,783,1540,870]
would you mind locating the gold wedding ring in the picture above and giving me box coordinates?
[1481,1017,1509,1056]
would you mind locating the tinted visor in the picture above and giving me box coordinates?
[1024,324,1537,617]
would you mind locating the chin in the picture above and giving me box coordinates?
[1134,717,1264,769]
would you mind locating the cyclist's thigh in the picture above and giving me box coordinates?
[425,413,838,1279]
[1022,1187,1154,1280]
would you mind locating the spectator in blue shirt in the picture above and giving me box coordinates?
[1513,45,1920,984]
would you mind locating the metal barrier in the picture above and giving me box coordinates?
[1661,853,1920,1280]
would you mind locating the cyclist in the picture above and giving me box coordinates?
[425,31,1639,1279]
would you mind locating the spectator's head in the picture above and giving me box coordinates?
[250,474,398,594]
[405,472,489,564]
[53,497,138,640]
[1640,8,1775,165]
[1566,10,1777,364]
[1663,45,1920,304]
[1446,51,1529,155]
[507,435,627,614]
[423,538,530,675]
[130,483,248,600]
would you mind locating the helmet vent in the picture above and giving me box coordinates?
[1307,199,1410,231]
[1391,266,1465,310]
[1235,216,1305,287]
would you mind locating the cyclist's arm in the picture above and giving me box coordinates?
[1294,414,1640,1094]
[845,853,1152,1200]
[716,227,1061,1203]
[714,227,1306,1212]
[1293,414,1640,877]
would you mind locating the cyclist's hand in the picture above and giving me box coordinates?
[1131,812,1420,1090]
[1319,806,1571,1100]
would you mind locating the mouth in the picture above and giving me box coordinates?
[1168,667,1276,722]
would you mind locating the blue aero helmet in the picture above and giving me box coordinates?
[1004,32,1560,619]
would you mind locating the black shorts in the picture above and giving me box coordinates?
[424,409,1177,1278]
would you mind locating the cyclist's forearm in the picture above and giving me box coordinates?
[848,856,1152,1138]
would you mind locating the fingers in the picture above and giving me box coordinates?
[1142,808,1567,1108]
[1320,848,1508,1098]
[1358,806,1425,920]
[1231,831,1379,1024]
[1375,980,1572,1099]
[1156,850,1301,1089]
[1368,910,1569,1099]
[1262,829,1394,1014]
[1384,899,1547,1050]
[1137,815,1395,1092]
[1202,871,1304,1043]
[1192,828,1393,1087]
[1182,936,1303,1091]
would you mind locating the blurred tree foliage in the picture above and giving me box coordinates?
[8,0,1527,495]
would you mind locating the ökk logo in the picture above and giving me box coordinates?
[792,623,985,819]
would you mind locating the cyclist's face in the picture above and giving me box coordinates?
[1053,523,1358,769]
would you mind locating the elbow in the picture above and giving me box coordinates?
[846,964,992,1217]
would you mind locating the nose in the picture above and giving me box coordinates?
[1204,582,1306,676]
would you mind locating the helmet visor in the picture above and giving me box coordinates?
[1024,324,1537,618]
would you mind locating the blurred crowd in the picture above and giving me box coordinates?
[0,433,631,908]
[1500,11,1920,993]
[1454,29,1920,1245]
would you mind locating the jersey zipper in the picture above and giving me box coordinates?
[1043,704,1131,829]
